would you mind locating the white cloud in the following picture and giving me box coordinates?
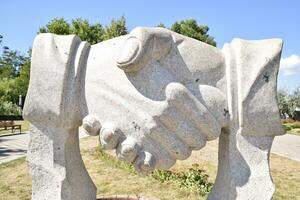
[280,54,300,76]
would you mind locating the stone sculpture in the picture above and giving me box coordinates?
[23,27,284,200]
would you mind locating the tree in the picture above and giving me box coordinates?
[0,35,29,114]
[71,18,104,44]
[39,18,105,45]
[0,100,21,115]
[0,50,26,79]
[0,35,26,79]
[277,89,290,118]
[290,86,300,118]
[9,59,30,102]
[157,23,166,28]
[39,18,71,35]
[102,16,128,40]
[39,16,128,44]
[171,19,216,46]
[277,86,300,119]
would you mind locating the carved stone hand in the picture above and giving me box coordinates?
[82,27,228,174]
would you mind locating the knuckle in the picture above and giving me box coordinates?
[82,115,101,136]
[116,137,140,162]
[99,123,121,149]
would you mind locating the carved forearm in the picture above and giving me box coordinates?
[23,33,96,200]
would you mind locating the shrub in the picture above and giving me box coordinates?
[151,164,212,196]
[0,101,21,115]
[283,124,292,132]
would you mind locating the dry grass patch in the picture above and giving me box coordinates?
[270,154,300,200]
[81,137,206,200]
[0,158,31,200]
[287,128,300,136]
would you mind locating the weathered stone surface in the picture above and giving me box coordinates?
[23,34,96,200]
[209,38,284,200]
[23,27,284,200]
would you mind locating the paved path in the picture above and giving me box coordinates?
[272,134,300,162]
[0,130,88,164]
[0,132,300,164]
[0,132,30,163]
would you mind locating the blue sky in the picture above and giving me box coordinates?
[1,0,299,90]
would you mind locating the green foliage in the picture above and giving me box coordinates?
[71,18,104,44]
[0,101,21,115]
[278,89,290,117]
[0,49,26,79]
[278,86,300,119]
[10,60,30,101]
[171,19,216,46]
[39,18,104,44]
[39,16,127,44]
[290,87,300,118]
[0,35,29,114]
[157,23,166,28]
[283,124,292,131]
[0,78,15,102]
[102,16,128,40]
[151,165,212,196]
[39,18,71,35]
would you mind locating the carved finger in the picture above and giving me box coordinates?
[134,151,156,175]
[165,82,221,140]
[82,115,101,136]
[116,27,174,72]
[99,123,122,150]
[198,85,229,128]
[116,137,140,162]
[139,137,176,170]
[148,123,191,160]
[159,106,207,150]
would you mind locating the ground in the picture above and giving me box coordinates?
[0,136,299,200]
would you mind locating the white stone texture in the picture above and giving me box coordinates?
[23,34,96,200]
[23,27,284,200]
[209,38,284,200]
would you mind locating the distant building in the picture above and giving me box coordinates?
[295,107,300,121]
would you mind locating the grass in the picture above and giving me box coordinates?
[271,154,300,200]
[0,136,299,200]
[282,120,300,136]
[93,147,212,197]
[287,128,300,136]
[0,120,29,136]
[0,157,31,200]
[81,138,205,200]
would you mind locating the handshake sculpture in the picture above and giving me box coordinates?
[82,27,229,173]
[23,27,284,200]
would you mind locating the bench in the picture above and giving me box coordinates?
[0,120,21,133]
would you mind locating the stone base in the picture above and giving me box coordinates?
[97,195,159,200]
